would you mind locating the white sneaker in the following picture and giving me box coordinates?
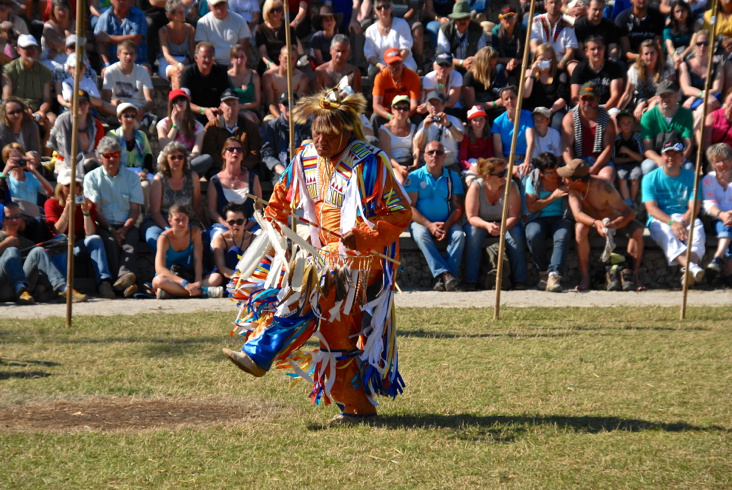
[204,286,224,298]
[680,267,696,287]
[689,263,705,282]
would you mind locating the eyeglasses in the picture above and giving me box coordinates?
[580,96,597,102]
[102,152,120,159]
[173,97,188,104]
[490,169,508,178]
[227,219,245,226]
[7,109,22,116]
[375,4,391,10]
[226,147,243,153]
[541,169,558,176]
[121,113,136,119]
[169,154,185,161]
[425,150,445,156]
[270,7,283,13]
[393,105,410,112]
[696,41,709,46]
[4,214,21,220]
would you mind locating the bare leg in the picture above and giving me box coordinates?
[630,179,640,201]
[628,227,645,290]
[618,178,630,200]
[575,222,591,290]
[598,165,616,183]
[714,237,731,258]
[207,272,225,286]
[153,275,193,297]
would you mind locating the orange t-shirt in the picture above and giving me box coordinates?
[372,67,421,111]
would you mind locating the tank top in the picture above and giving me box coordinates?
[158,173,200,227]
[239,71,255,105]
[223,233,251,270]
[212,171,256,218]
[580,118,598,157]
[163,228,193,269]
[685,60,707,91]
[474,178,506,222]
[381,124,415,161]
[162,25,190,58]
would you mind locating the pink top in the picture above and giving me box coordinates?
[710,108,732,146]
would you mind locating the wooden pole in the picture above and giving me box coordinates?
[681,0,718,319]
[493,0,536,320]
[65,0,86,328]
[283,0,297,252]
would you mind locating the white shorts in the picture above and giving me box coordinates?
[648,214,706,265]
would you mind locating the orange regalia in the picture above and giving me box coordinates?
[227,136,411,416]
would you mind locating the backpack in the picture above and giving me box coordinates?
[479,242,512,290]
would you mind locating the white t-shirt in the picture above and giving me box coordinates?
[422,70,464,109]
[364,17,417,71]
[533,127,563,158]
[194,11,251,66]
[416,115,463,156]
[62,77,101,101]
[627,62,675,95]
[530,15,578,59]
[102,63,153,108]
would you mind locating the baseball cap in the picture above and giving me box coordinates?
[168,88,190,101]
[426,90,446,103]
[656,80,678,96]
[556,159,590,179]
[57,168,83,186]
[76,89,90,102]
[532,107,552,118]
[221,88,239,102]
[467,105,487,120]
[18,34,38,49]
[579,82,599,98]
[64,53,87,69]
[116,102,138,117]
[384,47,403,64]
[209,0,227,5]
[661,132,684,153]
[435,52,453,66]
[499,5,518,17]
[65,35,78,48]
[391,94,409,107]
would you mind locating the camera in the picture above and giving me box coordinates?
[17,158,26,165]
[75,195,85,204]
[432,116,442,123]
[538,60,552,69]
[32,113,41,123]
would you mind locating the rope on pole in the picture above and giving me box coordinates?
[494,0,537,320]
[65,0,86,328]
[681,0,719,319]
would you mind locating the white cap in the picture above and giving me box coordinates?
[116,102,138,117]
[65,34,78,47]
[57,168,83,186]
[18,34,38,49]
[65,53,86,68]
[209,0,227,4]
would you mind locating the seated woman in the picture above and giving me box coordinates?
[158,0,195,90]
[463,157,527,291]
[44,168,115,299]
[144,141,208,255]
[207,137,262,246]
[2,142,53,242]
[525,152,573,293]
[227,44,261,125]
[458,106,493,185]
[420,52,463,120]
[156,88,213,178]
[41,0,74,69]
[47,90,105,177]
[679,29,723,132]
[703,143,732,281]
[703,89,732,148]
[523,43,568,133]
[663,0,695,71]
[152,203,223,299]
[364,0,418,79]
[310,5,340,66]
[462,47,508,120]
[255,0,303,76]
[0,97,41,162]
[208,202,253,287]
[619,39,675,121]
[379,95,416,184]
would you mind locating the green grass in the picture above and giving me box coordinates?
[1,307,731,489]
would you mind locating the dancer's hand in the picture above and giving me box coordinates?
[341,230,357,250]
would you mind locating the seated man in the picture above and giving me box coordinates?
[262,47,309,119]
[312,34,363,93]
[573,0,620,61]
[436,1,487,73]
[101,40,155,123]
[643,136,706,287]
[194,0,251,66]
[202,89,262,178]
[371,48,421,132]
[530,0,579,75]
[615,0,664,64]
[83,137,144,298]
[640,81,694,177]
[560,158,645,291]
[405,141,465,292]
[570,36,623,110]
[413,91,464,169]
[561,82,616,182]
[0,201,87,303]
[180,42,231,125]
[261,93,312,185]
[94,0,149,69]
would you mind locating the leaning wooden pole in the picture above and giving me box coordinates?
[283,0,297,252]
[681,0,718,319]
[494,0,536,320]
[65,0,86,327]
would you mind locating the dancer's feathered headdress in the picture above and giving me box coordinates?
[292,75,366,141]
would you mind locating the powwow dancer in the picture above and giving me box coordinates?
[222,88,412,424]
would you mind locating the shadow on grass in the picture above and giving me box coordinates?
[0,359,61,367]
[309,414,729,441]
[1,336,223,345]
[0,371,52,380]
[399,330,579,339]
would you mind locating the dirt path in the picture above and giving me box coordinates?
[0,289,730,319]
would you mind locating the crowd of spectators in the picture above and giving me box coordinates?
[2,0,732,304]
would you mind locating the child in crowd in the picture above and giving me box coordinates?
[531,107,562,158]
[208,202,253,287]
[614,110,644,207]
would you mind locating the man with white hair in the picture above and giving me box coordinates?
[194,0,251,66]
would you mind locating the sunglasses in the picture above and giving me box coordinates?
[437,62,452,68]
[227,219,245,226]
[375,4,391,10]
[102,152,120,159]
[169,154,185,161]
[425,150,445,156]
[270,7,283,13]
[173,97,188,104]
[490,169,508,177]
[696,41,709,46]
[4,214,22,220]
[121,113,136,119]
[226,147,243,153]
[7,109,22,116]
[393,105,410,112]
[581,96,597,102]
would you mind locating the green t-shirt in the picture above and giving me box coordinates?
[4,58,53,112]
[640,106,694,151]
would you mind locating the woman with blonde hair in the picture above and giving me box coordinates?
[255,0,303,75]
[620,39,675,120]
[463,47,508,117]
[523,43,568,131]
[462,157,527,291]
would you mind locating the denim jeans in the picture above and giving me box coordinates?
[24,246,66,292]
[525,216,573,275]
[144,223,166,255]
[409,221,466,278]
[464,222,527,283]
[713,219,732,259]
[426,20,442,53]
[51,234,112,284]
[0,247,27,301]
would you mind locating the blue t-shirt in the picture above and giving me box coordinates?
[94,7,148,64]
[404,166,464,223]
[525,179,562,219]
[8,172,40,204]
[641,166,701,226]
[491,110,535,156]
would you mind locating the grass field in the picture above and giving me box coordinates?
[0,306,730,489]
